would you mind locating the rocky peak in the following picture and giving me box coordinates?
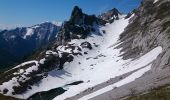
[56,6,106,44]
[70,6,84,25]
[99,8,121,23]
[69,6,104,26]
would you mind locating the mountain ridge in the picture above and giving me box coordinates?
[0,22,61,68]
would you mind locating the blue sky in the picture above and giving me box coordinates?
[0,0,142,28]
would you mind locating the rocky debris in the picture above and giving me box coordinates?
[12,75,43,95]
[3,88,8,94]
[84,52,88,55]
[59,52,74,69]
[40,54,60,71]
[0,50,61,94]
[80,41,92,50]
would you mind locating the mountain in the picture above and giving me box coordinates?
[98,8,121,23]
[56,6,106,45]
[0,0,170,100]
[0,22,61,69]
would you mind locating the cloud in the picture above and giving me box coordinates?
[0,24,22,30]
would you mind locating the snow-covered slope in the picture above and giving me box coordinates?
[53,16,162,100]
[77,46,162,100]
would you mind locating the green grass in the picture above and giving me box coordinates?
[126,86,170,100]
[0,94,22,100]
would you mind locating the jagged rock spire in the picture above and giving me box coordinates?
[57,6,106,44]
[70,6,84,24]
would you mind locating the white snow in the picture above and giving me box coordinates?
[52,21,62,26]
[46,50,58,55]
[154,0,159,3]
[54,46,162,100]
[78,64,151,100]
[39,58,46,64]
[23,28,34,39]
[57,45,73,54]
[32,25,40,29]
[12,60,38,70]
[19,69,24,74]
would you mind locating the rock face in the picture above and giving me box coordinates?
[118,0,170,66]
[57,6,106,44]
[0,22,61,68]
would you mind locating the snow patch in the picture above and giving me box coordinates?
[46,50,58,55]
[52,21,62,26]
[12,60,38,70]
[154,0,159,3]
[23,28,34,39]
[39,58,46,64]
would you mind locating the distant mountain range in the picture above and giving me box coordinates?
[0,22,61,68]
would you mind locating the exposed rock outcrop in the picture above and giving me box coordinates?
[118,0,170,68]
[56,6,106,45]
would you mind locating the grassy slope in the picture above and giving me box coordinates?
[0,94,22,100]
[126,86,170,100]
